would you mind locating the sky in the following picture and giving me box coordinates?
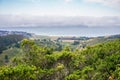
[0,0,120,36]
[0,0,120,17]
[0,0,120,28]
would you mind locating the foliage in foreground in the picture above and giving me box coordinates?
[0,39,120,80]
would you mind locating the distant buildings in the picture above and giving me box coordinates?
[0,30,32,38]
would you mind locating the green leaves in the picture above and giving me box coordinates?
[0,64,38,80]
[0,39,120,80]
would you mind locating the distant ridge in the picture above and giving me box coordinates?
[0,30,33,38]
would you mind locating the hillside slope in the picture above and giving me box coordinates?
[0,39,120,80]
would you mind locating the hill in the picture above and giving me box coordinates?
[0,34,120,66]
[0,38,120,80]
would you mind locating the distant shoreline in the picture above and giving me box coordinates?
[0,27,120,37]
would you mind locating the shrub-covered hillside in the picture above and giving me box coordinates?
[0,39,120,80]
[0,35,25,53]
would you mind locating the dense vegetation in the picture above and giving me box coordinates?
[34,39,63,51]
[0,38,120,80]
[0,35,25,53]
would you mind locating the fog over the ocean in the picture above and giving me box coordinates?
[0,15,120,27]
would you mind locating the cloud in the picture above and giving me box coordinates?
[60,0,120,9]
[7,0,120,8]
[64,0,72,3]
[64,0,120,9]
[84,0,120,9]
[0,15,120,27]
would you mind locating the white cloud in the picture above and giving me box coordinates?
[59,0,120,9]
[84,0,120,9]
[11,0,120,8]
[64,0,72,3]
[0,15,120,27]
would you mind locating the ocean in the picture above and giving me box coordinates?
[0,26,120,37]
